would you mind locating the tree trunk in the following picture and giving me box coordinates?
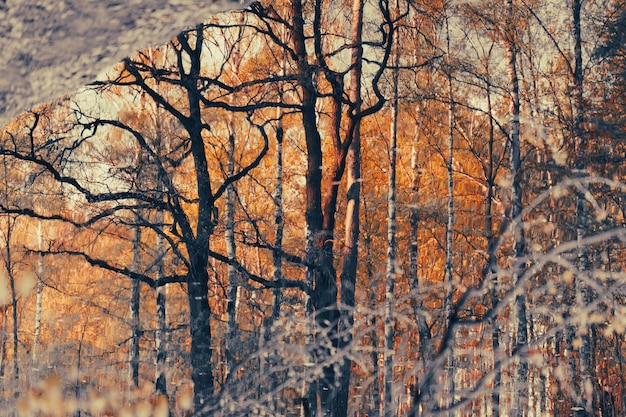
[187,249,215,413]
[0,306,6,377]
[8,231,18,386]
[384,24,400,416]
[336,0,364,415]
[409,140,431,362]
[263,113,284,407]
[408,139,431,417]
[2,161,18,385]
[443,12,456,409]
[485,66,500,417]
[225,128,239,379]
[177,26,216,413]
[362,206,381,417]
[155,280,167,396]
[571,0,593,412]
[504,1,528,413]
[155,189,168,397]
[129,225,141,388]
[291,1,337,414]
[32,221,44,364]
[270,116,284,328]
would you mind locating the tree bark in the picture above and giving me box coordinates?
[384,21,400,416]
[571,0,594,411]
[32,221,44,364]
[155,184,168,397]
[2,160,18,386]
[270,116,284,328]
[291,1,337,414]
[7,226,18,386]
[225,128,239,379]
[336,0,364,415]
[0,306,6,377]
[504,1,528,414]
[129,225,141,388]
[176,26,217,412]
[485,69,501,417]
[443,11,456,409]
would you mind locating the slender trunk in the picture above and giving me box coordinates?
[370,313,381,417]
[32,222,44,364]
[384,29,400,416]
[616,334,624,415]
[224,19,244,382]
[148,56,170,400]
[8,244,18,386]
[503,1,528,414]
[336,1,364,415]
[271,117,284,327]
[225,128,239,379]
[265,20,287,345]
[2,159,18,385]
[129,225,141,388]
[155,280,167,396]
[443,13,455,409]
[263,114,284,407]
[485,70,500,417]
[362,203,380,417]
[408,141,430,417]
[0,307,6,377]
[409,144,430,354]
[571,0,593,411]
[409,145,419,316]
[524,30,546,416]
[155,188,168,397]
[408,35,431,416]
[75,324,86,417]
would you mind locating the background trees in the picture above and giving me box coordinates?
[1,0,626,416]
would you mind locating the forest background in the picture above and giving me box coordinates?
[1,0,626,416]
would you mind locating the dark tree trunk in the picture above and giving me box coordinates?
[187,255,214,413]
[291,0,322,272]
[155,189,168,397]
[129,225,141,388]
[177,26,217,413]
[291,1,330,414]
